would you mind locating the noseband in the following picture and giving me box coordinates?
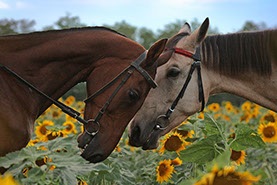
[0,50,157,144]
[155,47,205,130]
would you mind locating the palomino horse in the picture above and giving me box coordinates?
[0,27,168,163]
[129,18,277,150]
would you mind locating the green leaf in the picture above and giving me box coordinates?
[203,113,225,137]
[211,150,231,168]
[230,124,266,150]
[180,135,223,164]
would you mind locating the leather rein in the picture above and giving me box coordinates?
[0,51,157,137]
[155,47,205,130]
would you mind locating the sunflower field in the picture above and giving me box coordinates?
[0,96,277,185]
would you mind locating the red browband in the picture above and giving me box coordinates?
[165,47,201,61]
[173,47,194,58]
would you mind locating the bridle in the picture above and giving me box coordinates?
[0,50,157,142]
[154,47,205,130]
[82,51,157,138]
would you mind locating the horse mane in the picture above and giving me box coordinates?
[201,30,276,77]
[1,26,126,38]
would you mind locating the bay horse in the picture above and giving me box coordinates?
[0,27,168,163]
[129,18,277,150]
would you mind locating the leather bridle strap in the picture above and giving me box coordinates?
[0,64,89,125]
[156,47,205,126]
[91,68,135,125]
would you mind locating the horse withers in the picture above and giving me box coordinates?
[0,27,168,163]
[129,18,277,150]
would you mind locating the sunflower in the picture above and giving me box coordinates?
[198,112,205,119]
[47,130,65,140]
[27,138,40,147]
[260,110,277,123]
[78,179,88,185]
[171,157,182,166]
[41,130,65,141]
[241,101,252,112]
[240,111,252,123]
[175,129,194,139]
[250,104,260,118]
[194,165,260,185]
[224,101,235,113]
[115,145,121,152]
[49,165,56,171]
[156,159,174,183]
[51,108,62,119]
[76,101,85,111]
[63,121,77,134]
[230,149,246,165]
[35,156,52,167]
[207,103,220,112]
[37,146,47,151]
[0,173,19,185]
[159,131,188,154]
[22,167,30,177]
[66,114,77,123]
[64,95,75,106]
[35,120,54,139]
[258,122,277,143]
[221,115,231,121]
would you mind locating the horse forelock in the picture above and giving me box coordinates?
[201,30,277,77]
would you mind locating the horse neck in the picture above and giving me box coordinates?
[200,30,277,111]
[1,28,143,115]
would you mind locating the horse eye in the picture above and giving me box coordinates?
[128,89,140,101]
[167,67,180,78]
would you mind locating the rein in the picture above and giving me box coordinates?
[155,47,205,130]
[0,64,88,125]
[0,51,157,141]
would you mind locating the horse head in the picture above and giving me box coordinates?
[129,18,210,150]
[78,38,168,162]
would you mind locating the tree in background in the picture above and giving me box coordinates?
[137,27,156,49]
[43,13,86,30]
[0,18,35,35]
[240,20,267,31]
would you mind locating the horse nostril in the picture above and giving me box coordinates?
[154,115,169,130]
[78,133,92,149]
[129,125,142,146]
[132,125,141,140]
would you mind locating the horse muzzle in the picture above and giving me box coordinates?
[128,117,169,150]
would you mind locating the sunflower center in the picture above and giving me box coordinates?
[177,130,188,137]
[213,173,242,185]
[158,163,168,176]
[263,126,276,138]
[264,115,275,122]
[52,111,60,118]
[230,150,242,161]
[39,126,48,135]
[66,124,73,131]
[164,136,182,151]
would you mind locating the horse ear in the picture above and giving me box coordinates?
[178,23,191,34]
[144,38,168,67]
[189,17,209,46]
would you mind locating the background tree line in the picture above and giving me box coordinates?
[0,13,269,105]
